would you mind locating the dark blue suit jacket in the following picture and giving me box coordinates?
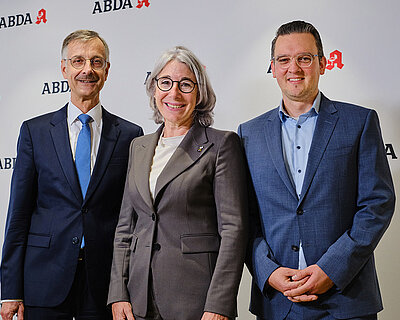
[238,94,395,319]
[1,104,143,307]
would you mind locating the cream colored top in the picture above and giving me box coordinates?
[149,133,185,201]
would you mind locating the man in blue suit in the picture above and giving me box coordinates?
[238,21,395,320]
[0,30,143,320]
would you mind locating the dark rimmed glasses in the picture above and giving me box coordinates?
[155,77,197,93]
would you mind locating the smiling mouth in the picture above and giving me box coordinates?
[288,77,304,82]
[165,103,184,109]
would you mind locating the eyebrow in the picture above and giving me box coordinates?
[158,75,195,81]
[276,52,315,58]
[70,55,104,59]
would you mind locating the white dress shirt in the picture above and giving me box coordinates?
[67,101,103,173]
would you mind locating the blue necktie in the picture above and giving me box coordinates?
[75,114,92,248]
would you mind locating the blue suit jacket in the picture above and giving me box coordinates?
[1,104,143,307]
[238,94,395,319]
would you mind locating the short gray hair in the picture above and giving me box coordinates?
[146,46,216,127]
[61,29,110,61]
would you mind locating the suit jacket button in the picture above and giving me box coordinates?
[72,236,79,245]
[152,243,161,251]
[296,209,303,215]
[151,213,156,221]
[81,208,88,214]
[291,245,299,252]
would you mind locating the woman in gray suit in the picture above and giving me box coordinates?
[108,46,247,320]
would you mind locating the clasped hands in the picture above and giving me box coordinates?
[267,264,334,303]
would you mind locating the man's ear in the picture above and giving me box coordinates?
[61,59,67,79]
[270,61,276,78]
[319,56,327,75]
[104,62,111,81]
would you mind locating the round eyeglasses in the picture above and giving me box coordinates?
[64,56,107,70]
[155,77,197,93]
[272,53,319,69]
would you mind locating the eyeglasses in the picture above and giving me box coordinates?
[64,56,107,70]
[272,53,319,69]
[155,77,197,93]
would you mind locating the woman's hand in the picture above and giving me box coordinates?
[112,301,135,320]
[201,311,229,320]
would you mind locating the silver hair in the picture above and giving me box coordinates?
[146,46,216,127]
[61,30,110,61]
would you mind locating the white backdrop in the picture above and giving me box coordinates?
[1,1,399,319]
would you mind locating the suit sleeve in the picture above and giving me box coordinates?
[1,122,38,300]
[107,140,137,305]
[203,132,248,318]
[316,109,395,291]
[237,124,280,295]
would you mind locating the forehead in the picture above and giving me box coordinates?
[67,38,106,57]
[274,33,318,55]
[159,60,195,79]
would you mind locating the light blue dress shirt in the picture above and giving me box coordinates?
[279,92,321,269]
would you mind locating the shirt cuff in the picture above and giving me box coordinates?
[1,299,23,303]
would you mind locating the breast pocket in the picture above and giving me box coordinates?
[324,145,354,159]
[108,157,128,166]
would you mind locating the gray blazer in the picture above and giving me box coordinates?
[108,123,248,319]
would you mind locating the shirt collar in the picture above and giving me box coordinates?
[279,91,321,122]
[67,101,102,128]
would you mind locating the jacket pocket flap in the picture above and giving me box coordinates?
[27,234,51,248]
[180,234,220,253]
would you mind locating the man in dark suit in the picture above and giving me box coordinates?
[238,21,395,319]
[0,30,143,320]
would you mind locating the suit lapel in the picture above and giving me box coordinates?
[84,107,120,204]
[133,127,162,211]
[154,123,213,203]
[50,104,83,203]
[299,95,338,203]
[264,108,298,200]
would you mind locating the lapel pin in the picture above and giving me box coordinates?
[197,146,204,152]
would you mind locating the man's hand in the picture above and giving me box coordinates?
[201,311,229,320]
[268,267,318,302]
[111,301,135,320]
[284,264,334,302]
[0,301,24,320]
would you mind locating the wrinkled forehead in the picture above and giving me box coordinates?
[65,38,106,58]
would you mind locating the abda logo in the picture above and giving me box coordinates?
[92,0,150,14]
[0,8,47,29]
[42,81,70,95]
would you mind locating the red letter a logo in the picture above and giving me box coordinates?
[36,9,47,24]
[326,50,344,70]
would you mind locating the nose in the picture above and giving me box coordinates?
[81,59,94,73]
[287,57,301,72]
[169,82,182,96]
